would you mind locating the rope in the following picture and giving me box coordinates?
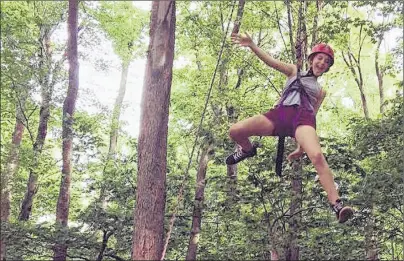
[160,2,237,259]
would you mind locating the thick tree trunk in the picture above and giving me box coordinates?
[1,94,27,260]
[131,2,176,260]
[53,0,79,260]
[19,25,54,221]
[375,35,385,115]
[186,144,213,260]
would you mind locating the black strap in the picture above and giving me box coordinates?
[275,135,285,177]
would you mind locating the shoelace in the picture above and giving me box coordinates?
[332,201,343,213]
[233,150,246,161]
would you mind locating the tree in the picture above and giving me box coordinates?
[186,143,214,260]
[131,1,176,260]
[19,2,68,221]
[53,0,79,259]
[93,2,147,206]
[0,91,27,260]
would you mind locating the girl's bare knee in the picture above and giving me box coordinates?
[229,124,243,139]
[309,152,327,168]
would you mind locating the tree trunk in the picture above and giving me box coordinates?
[365,205,379,260]
[109,62,129,156]
[53,0,79,260]
[99,61,130,205]
[286,0,295,61]
[225,0,245,185]
[231,0,245,35]
[19,25,54,221]
[131,2,176,260]
[186,144,213,260]
[96,231,114,261]
[1,93,27,260]
[285,161,303,261]
[285,3,306,256]
[341,23,369,119]
[375,35,385,115]
[310,0,321,49]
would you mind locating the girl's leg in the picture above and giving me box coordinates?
[294,125,339,204]
[229,115,276,151]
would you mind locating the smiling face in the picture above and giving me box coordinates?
[310,53,332,76]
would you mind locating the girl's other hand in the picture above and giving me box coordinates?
[287,144,304,161]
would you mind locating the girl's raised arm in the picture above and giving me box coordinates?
[231,33,297,78]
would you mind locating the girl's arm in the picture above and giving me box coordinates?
[249,42,297,78]
[231,33,296,78]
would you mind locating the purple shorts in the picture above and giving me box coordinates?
[263,105,316,138]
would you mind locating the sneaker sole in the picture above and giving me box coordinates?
[338,207,354,223]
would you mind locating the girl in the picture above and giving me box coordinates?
[226,33,353,223]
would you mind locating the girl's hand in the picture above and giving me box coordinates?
[231,33,253,47]
[287,144,304,161]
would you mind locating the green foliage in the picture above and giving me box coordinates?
[2,1,403,260]
[92,2,148,64]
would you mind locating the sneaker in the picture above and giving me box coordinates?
[332,199,354,223]
[225,144,258,165]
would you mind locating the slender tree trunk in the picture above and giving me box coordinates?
[186,144,213,260]
[99,61,130,205]
[285,2,306,257]
[131,2,176,260]
[96,230,114,261]
[365,205,379,260]
[1,94,27,260]
[231,0,245,35]
[285,161,303,261]
[108,62,129,156]
[286,0,295,61]
[375,35,385,114]
[341,24,369,119]
[53,0,79,260]
[310,0,321,49]
[225,0,245,185]
[268,220,283,260]
[342,51,369,118]
[19,27,54,221]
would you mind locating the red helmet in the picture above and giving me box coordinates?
[308,43,334,67]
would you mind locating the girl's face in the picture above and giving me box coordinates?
[310,53,332,76]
